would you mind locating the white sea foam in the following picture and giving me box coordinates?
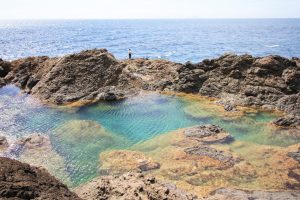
[264,44,279,48]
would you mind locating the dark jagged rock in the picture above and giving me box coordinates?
[0,59,11,78]
[174,54,300,118]
[273,115,300,127]
[206,188,300,200]
[0,136,8,149]
[288,148,300,163]
[0,78,5,87]
[0,157,81,200]
[277,92,300,116]
[75,172,197,200]
[184,125,234,144]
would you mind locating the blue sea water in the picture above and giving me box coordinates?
[0,19,300,62]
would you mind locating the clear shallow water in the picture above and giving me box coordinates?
[0,19,300,62]
[0,85,299,187]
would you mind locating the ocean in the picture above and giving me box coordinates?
[0,19,299,63]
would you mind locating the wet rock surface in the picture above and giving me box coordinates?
[0,157,81,200]
[205,188,300,200]
[75,172,197,200]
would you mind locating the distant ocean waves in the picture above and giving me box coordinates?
[0,19,299,62]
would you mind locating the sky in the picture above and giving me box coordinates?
[0,0,299,19]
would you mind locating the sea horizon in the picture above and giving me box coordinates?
[1,18,300,62]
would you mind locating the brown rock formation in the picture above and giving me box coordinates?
[1,50,299,119]
[0,157,81,200]
[205,188,300,200]
[75,172,197,200]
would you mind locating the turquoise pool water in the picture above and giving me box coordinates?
[0,85,298,186]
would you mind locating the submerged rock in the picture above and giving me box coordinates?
[100,150,160,175]
[0,157,81,200]
[1,133,72,185]
[75,172,197,200]
[3,133,51,158]
[184,146,240,168]
[184,124,234,144]
[206,188,300,200]
[54,120,118,146]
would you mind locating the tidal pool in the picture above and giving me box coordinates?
[0,85,299,192]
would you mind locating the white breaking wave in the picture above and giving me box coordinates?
[264,44,280,48]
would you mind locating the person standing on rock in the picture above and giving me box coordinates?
[128,49,132,60]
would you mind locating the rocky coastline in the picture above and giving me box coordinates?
[1,49,299,120]
[1,49,300,199]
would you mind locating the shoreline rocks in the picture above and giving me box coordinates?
[0,50,298,121]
